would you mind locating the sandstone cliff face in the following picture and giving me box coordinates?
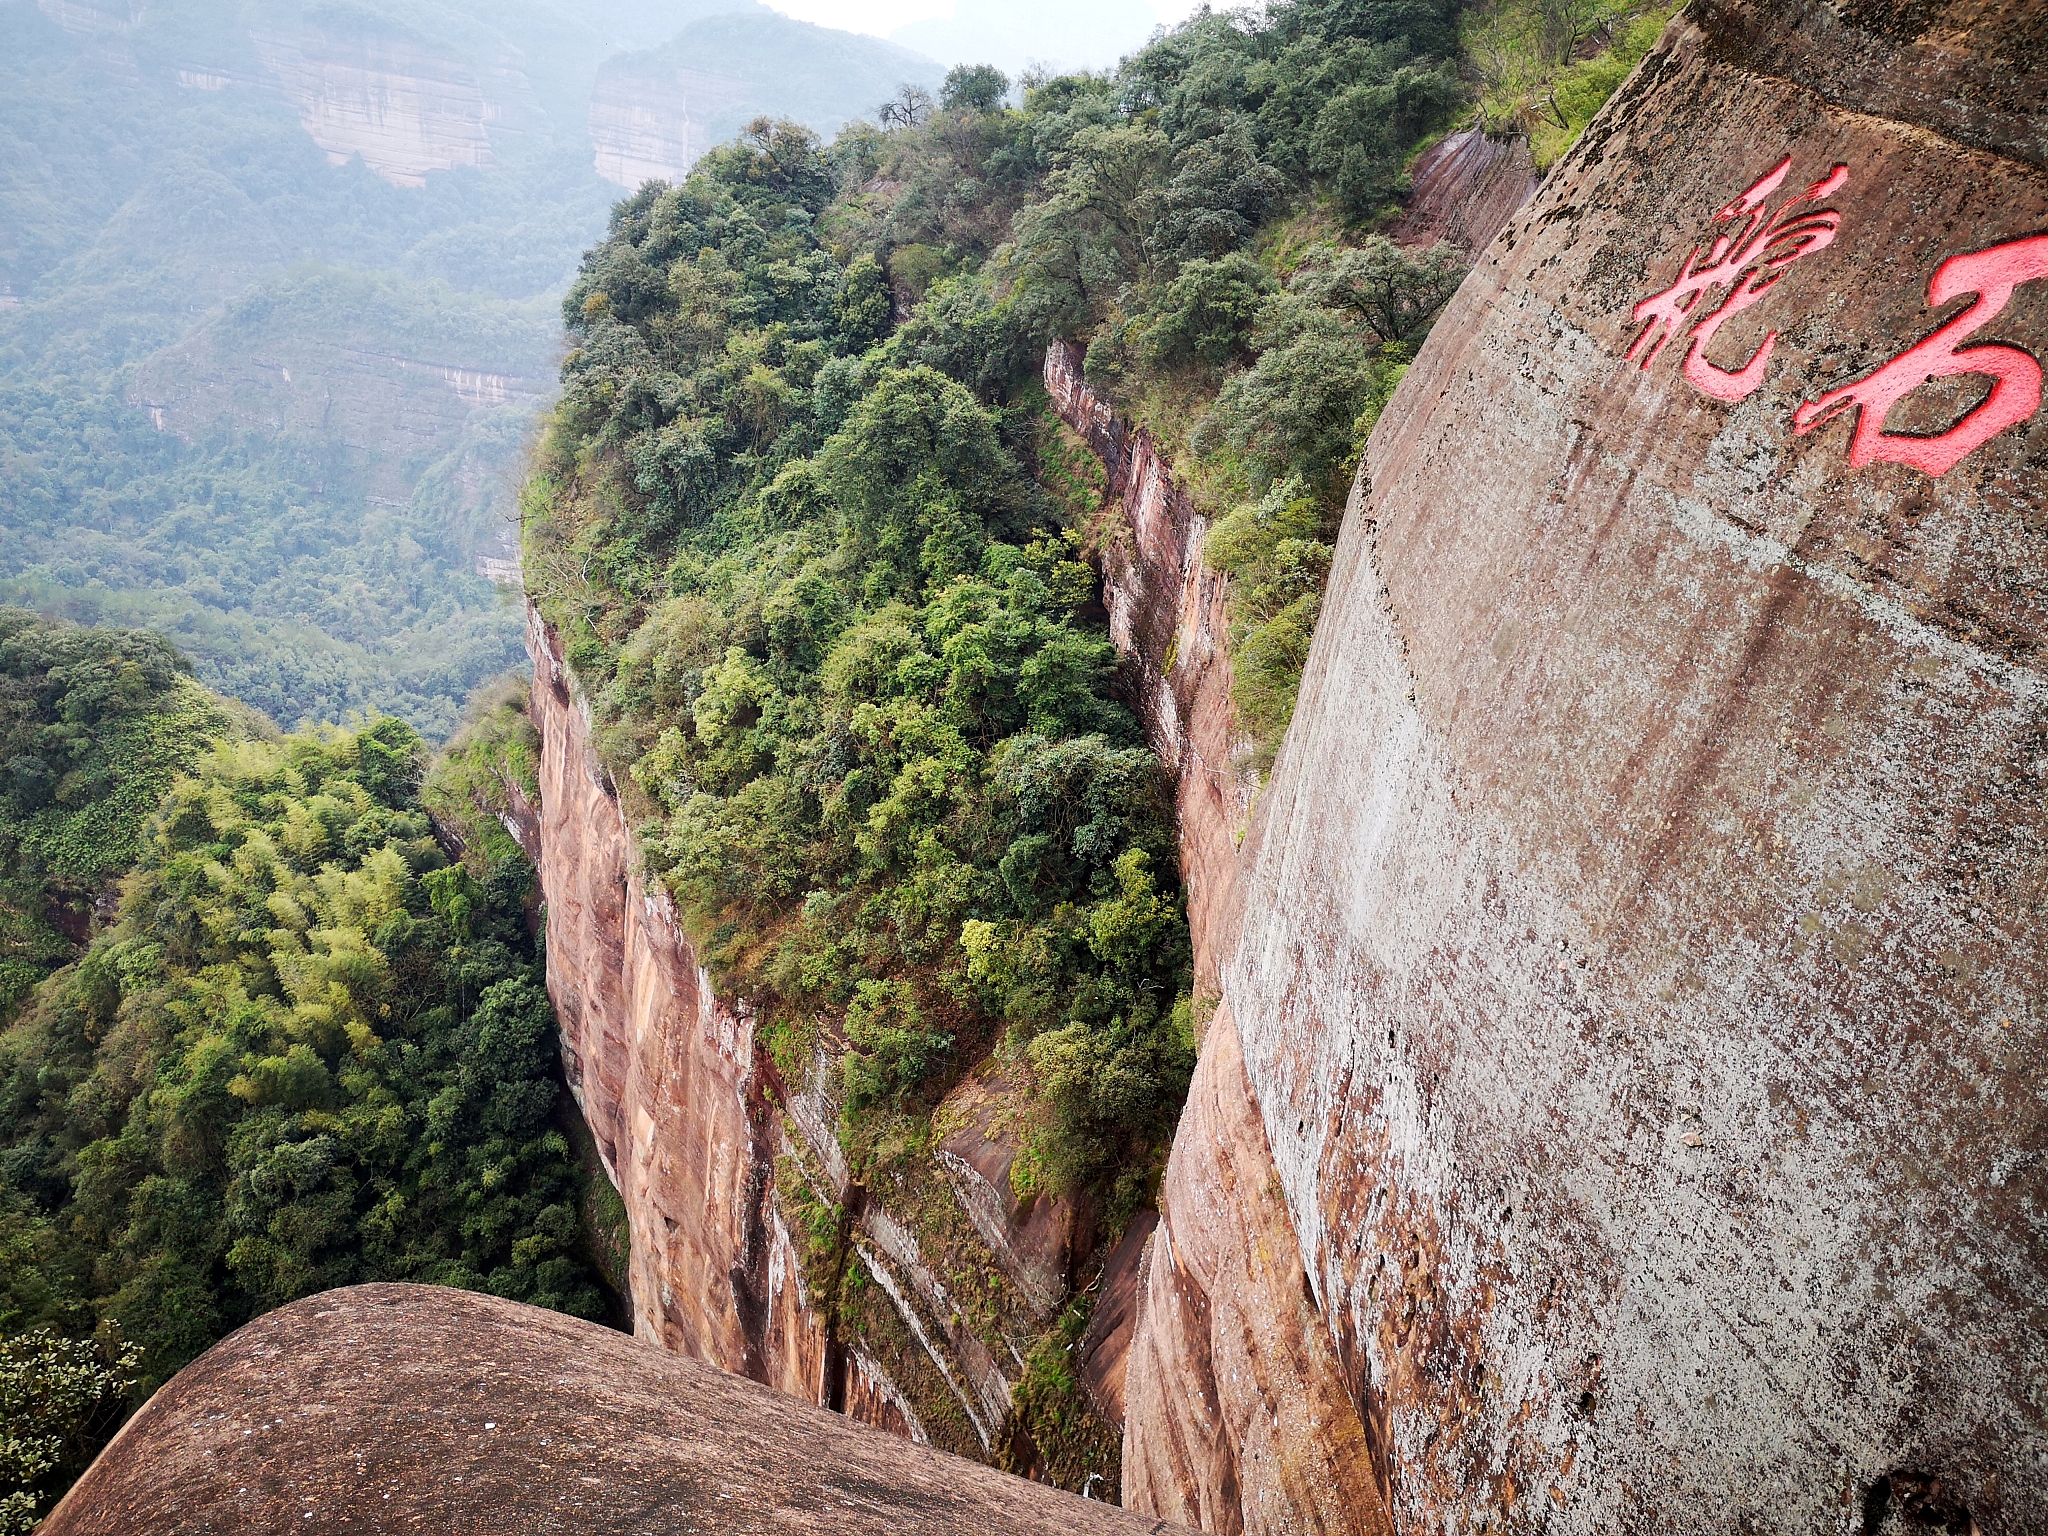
[589,60,753,188]
[525,605,1111,1472]
[1390,130,1539,259]
[40,1285,1193,1536]
[1045,345,1394,1536]
[528,606,823,1392]
[1227,4,2048,1531]
[253,24,495,188]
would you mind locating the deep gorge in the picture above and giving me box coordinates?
[9,0,2047,1532]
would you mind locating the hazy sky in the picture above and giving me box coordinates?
[770,0,1209,71]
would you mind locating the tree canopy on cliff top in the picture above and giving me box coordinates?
[530,120,1197,1200]
[524,0,1528,1198]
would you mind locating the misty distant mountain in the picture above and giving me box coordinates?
[0,0,940,733]
[593,13,941,187]
[891,0,1161,76]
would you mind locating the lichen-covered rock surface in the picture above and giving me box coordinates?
[1227,2,2048,1531]
[38,1285,1193,1536]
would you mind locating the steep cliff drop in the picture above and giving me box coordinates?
[526,605,827,1398]
[1044,343,1399,1536]
[1226,3,2047,1533]
[524,602,1116,1473]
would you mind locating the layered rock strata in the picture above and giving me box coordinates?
[1390,129,1540,259]
[1228,4,2048,1532]
[589,61,753,188]
[253,25,494,187]
[40,1284,1193,1536]
[1044,344,1396,1536]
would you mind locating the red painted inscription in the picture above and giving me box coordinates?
[1627,157,1849,401]
[1793,233,2048,477]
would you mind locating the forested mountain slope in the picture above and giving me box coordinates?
[0,672,614,1527]
[0,0,940,738]
[0,611,253,1028]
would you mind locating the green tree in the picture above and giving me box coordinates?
[0,717,610,1501]
[941,64,1011,114]
[0,1330,138,1533]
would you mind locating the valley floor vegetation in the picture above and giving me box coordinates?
[0,620,608,1529]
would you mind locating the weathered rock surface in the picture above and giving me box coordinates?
[528,606,824,1396]
[1229,3,2048,1532]
[39,1284,1193,1536]
[1391,130,1540,259]
[590,58,753,188]
[1123,1010,1394,1536]
[252,23,495,188]
[1045,345,1393,1536]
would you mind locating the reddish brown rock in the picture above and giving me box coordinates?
[1077,1209,1158,1424]
[1230,4,2048,1532]
[40,1285,1191,1536]
[1045,346,1391,1535]
[1392,129,1540,258]
[936,1065,1098,1316]
[1123,1011,1394,1536]
[527,607,826,1400]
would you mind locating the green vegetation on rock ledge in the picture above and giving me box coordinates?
[1466,0,1681,169]
[530,118,1197,1202]
[0,709,608,1526]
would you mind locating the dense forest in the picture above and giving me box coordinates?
[532,0,1663,1165]
[0,616,610,1529]
[0,611,242,1029]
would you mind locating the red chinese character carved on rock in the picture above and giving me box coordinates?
[1793,233,2048,477]
[1627,157,1849,401]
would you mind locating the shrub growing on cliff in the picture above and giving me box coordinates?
[1468,0,1679,168]
[421,673,543,874]
[1185,240,1454,762]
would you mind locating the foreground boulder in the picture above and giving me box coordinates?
[1213,1,2048,1532]
[41,1285,1189,1535]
